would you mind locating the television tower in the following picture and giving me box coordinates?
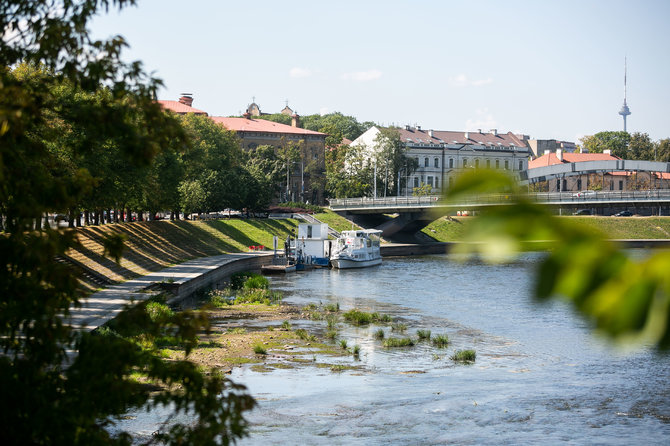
[618,57,631,132]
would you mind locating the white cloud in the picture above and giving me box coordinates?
[449,74,493,87]
[341,69,382,82]
[465,108,499,132]
[289,67,312,78]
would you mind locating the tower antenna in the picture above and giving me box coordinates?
[618,57,631,132]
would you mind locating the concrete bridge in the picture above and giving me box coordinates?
[526,159,670,183]
[329,190,670,239]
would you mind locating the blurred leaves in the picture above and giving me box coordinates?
[444,168,670,349]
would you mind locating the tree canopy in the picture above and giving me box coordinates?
[1,1,254,444]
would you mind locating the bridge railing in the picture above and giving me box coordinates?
[329,189,670,210]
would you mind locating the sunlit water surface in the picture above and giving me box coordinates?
[116,253,670,444]
[236,253,670,445]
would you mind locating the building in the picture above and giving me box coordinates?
[351,126,531,195]
[210,114,327,203]
[528,150,670,192]
[527,139,577,158]
[158,94,208,115]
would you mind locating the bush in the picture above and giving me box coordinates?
[416,329,431,340]
[451,349,476,363]
[243,274,269,290]
[382,337,415,348]
[253,344,267,355]
[146,301,174,324]
[432,334,449,348]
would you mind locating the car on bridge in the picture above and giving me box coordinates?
[572,190,596,198]
[613,210,633,217]
[573,209,591,215]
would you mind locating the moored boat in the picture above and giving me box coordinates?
[329,229,382,269]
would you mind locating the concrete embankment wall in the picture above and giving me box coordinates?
[167,253,274,305]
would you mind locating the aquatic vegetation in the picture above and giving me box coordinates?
[432,334,450,348]
[352,344,361,358]
[308,311,324,321]
[343,309,392,326]
[281,320,291,330]
[253,344,267,355]
[302,303,318,312]
[330,364,347,372]
[416,329,431,340]
[325,330,338,341]
[374,328,385,340]
[391,323,407,333]
[451,349,476,363]
[226,327,247,335]
[295,329,316,342]
[243,274,270,290]
[324,302,340,312]
[339,339,348,349]
[326,315,338,330]
[382,337,415,348]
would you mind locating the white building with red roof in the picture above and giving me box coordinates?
[351,125,531,195]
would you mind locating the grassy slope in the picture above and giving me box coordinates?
[66,218,298,292]
[313,210,361,233]
[422,216,670,242]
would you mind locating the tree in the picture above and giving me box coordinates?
[656,139,670,162]
[580,131,630,158]
[0,1,254,444]
[373,128,415,197]
[628,132,654,160]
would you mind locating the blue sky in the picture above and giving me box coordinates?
[91,0,670,143]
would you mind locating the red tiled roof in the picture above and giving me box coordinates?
[158,100,208,115]
[210,117,326,136]
[395,128,527,148]
[529,152,620,169]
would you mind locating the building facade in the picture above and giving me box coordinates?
[352,126,531,195]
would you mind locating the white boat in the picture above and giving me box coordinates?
[330,229,382,269]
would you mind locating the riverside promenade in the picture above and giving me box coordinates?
[68,252,274,331]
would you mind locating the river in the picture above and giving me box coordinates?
[233,253,670,445]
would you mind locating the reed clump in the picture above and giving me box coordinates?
[451,349,476,363]
[432,334,449,348]
[382,337,415,348]
[416,329,431,340]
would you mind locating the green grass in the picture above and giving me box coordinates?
[423,215,670,242]
[351,344,361,357]
[281,320,291,330]
[432,334,449,348]
[391,323,407,333]
[325,330,338,341]
[374,328,385,340]
[313,210,361,234]
[324,302,340,313]
[416,329,431,340]
[253,344,267,355]
[295,329,317,342]
[342,309,392,326]
[339,339,348,349]
[382,337,415,348]
[451,349,476,363]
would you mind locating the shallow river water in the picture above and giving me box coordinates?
[233,253,670,445]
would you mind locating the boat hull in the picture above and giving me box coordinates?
[330,257,382,269]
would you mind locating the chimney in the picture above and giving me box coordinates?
[291,113,300,127]
[603,149,611,155]
[405,124,410,131]
[243,111,251,119]
[544,150,551,155]
[178,93,193,107]
[429,129,434,138]
[477,129,482,134]
[556,149,563,161]
[465,131,469,140]
[417,125,422,131]
[490,128,497,136]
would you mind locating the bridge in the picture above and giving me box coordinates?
[328,190,670,240]
[526,159,670,183]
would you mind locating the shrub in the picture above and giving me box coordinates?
[383,337,415,348]
[451,349,476,363]
[253,344,267,355]
[243,274,269,290]
[432,334,449,348]
[146,301,174,324]
[416,329,431,340]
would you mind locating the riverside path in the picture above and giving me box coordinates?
[67,252,274,332]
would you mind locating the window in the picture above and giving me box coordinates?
[449,158,454,169]
[475,159,480,168]
[556,179,561,191]
[496,159,500,169]
[414,177,419,188]
[486,159,491,168]
[619,180,623,191]
[577,179,582,190]
[427,176,433,187]
[504,160,509,170]
[435,177,439,189]
[424,157,429,167]
[562,179,567,191]
[463,158,468,168]
[434,157,439,168]
[518,160,523,171]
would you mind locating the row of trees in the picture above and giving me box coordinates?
[580,131,670,161]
